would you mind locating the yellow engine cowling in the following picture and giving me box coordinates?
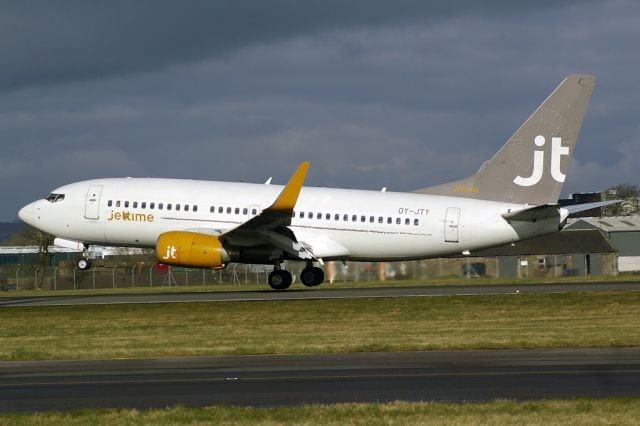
[156,231,229,269]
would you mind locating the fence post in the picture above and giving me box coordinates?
[53,267,58,291]
[149,266,153,287]
[112,267,116,288]
[16,266,21,291]
[92,268,96,289]
[34,266,39,289]
[202,269,205,286]
[185,269,189,286]
[131,266,136,287]
[73,267,77,290]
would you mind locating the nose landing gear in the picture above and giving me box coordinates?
[77,243,92,271]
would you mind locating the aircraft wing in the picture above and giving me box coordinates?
[218,162,316,261]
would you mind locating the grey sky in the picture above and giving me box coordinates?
[1,1,639,220]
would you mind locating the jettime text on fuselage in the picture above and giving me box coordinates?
[107,211,155,222]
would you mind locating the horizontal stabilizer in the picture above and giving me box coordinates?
[563,200,622,215]
[502,204,560,221]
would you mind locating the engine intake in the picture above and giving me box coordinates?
[156,231,229,269]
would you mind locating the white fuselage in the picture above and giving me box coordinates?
[19,178,564,262]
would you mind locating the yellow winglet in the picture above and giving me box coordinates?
[268,162,310,212]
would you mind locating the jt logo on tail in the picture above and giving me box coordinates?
[513,135,569,187]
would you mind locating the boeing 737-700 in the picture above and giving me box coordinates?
[19,74,610,289]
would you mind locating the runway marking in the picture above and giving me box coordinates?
[4,289,640,308]
[2,368,639,388]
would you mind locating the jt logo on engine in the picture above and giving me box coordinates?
[513,135,569,187]
[162,245,177,260]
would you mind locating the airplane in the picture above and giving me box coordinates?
[19,74,613,290]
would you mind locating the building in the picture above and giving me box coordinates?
[471,228,618,278]
[566,216,640,272]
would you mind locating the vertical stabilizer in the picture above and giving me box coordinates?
[416,75,595,205]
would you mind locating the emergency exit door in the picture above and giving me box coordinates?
[444,207,461,243]
[84,185,103,220]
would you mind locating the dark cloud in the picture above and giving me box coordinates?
[0,1,584,93]
[1,1,639,220]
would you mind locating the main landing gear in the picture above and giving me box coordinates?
[300,264,324,287]
[267,262,325,290]
[268,266,292,291]
[77,244,92,271]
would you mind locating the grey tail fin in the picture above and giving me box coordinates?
[415,74,596,205]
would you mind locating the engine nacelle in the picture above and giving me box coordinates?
[156,231,229,269]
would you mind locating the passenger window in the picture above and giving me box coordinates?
[107,200,113,207]
[150,202,155,209]
[335,214,340,220]
[219,207,223,213]
[133,202,138,208]
[193,205,198,212]
[369,216,374,223]
[125,201,129,208]
[352,215,357,221]
[158,203,163,210]
[343,214,348,221]
[317,213,322,219]
[235,207,240,214]
[387,217,392,224]
[378,217,383,223]
[167,204,172,211]
[360,216,365,222]
[326,213,331,220]
[141,202,146,209]
[396,218,401,224]
[184,205,189,212]
[300,212,305,218]
[227,207,231,214]
[414,219,419,226]
[252,209,257,215]
[405,218,410,225]
[176,204,181,211]
[210,206,215,213]
[243,208,248,215]
[116,201,121,207]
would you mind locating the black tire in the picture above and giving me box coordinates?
[300,268,317,287]
[301,267,324,287]
[311,267,324,286]
[78,259,92,270]
[268,270,292,290]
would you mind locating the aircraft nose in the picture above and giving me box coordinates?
[18,203,35,225]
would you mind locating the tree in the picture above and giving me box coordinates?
[602,184,640,216]
[3,224,54,289]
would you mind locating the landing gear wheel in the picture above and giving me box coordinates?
[268,270,292,290]
[78,259,92,271]
[300,267,324,287]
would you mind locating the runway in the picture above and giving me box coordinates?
[1,281,639,307]
[1,348,639,412]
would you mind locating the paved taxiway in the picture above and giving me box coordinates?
[1,348,639,412]
[1,281,639,307]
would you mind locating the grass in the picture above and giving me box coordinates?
[2,399,640,425]
[1,274,638,298]
[1,291,639,360]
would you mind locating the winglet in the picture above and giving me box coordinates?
[268,162,310,212]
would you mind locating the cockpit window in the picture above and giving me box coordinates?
[46,193,65,203]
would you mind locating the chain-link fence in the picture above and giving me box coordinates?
[0,252,618,291]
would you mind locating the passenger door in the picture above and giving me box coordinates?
[84,185,103,220]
